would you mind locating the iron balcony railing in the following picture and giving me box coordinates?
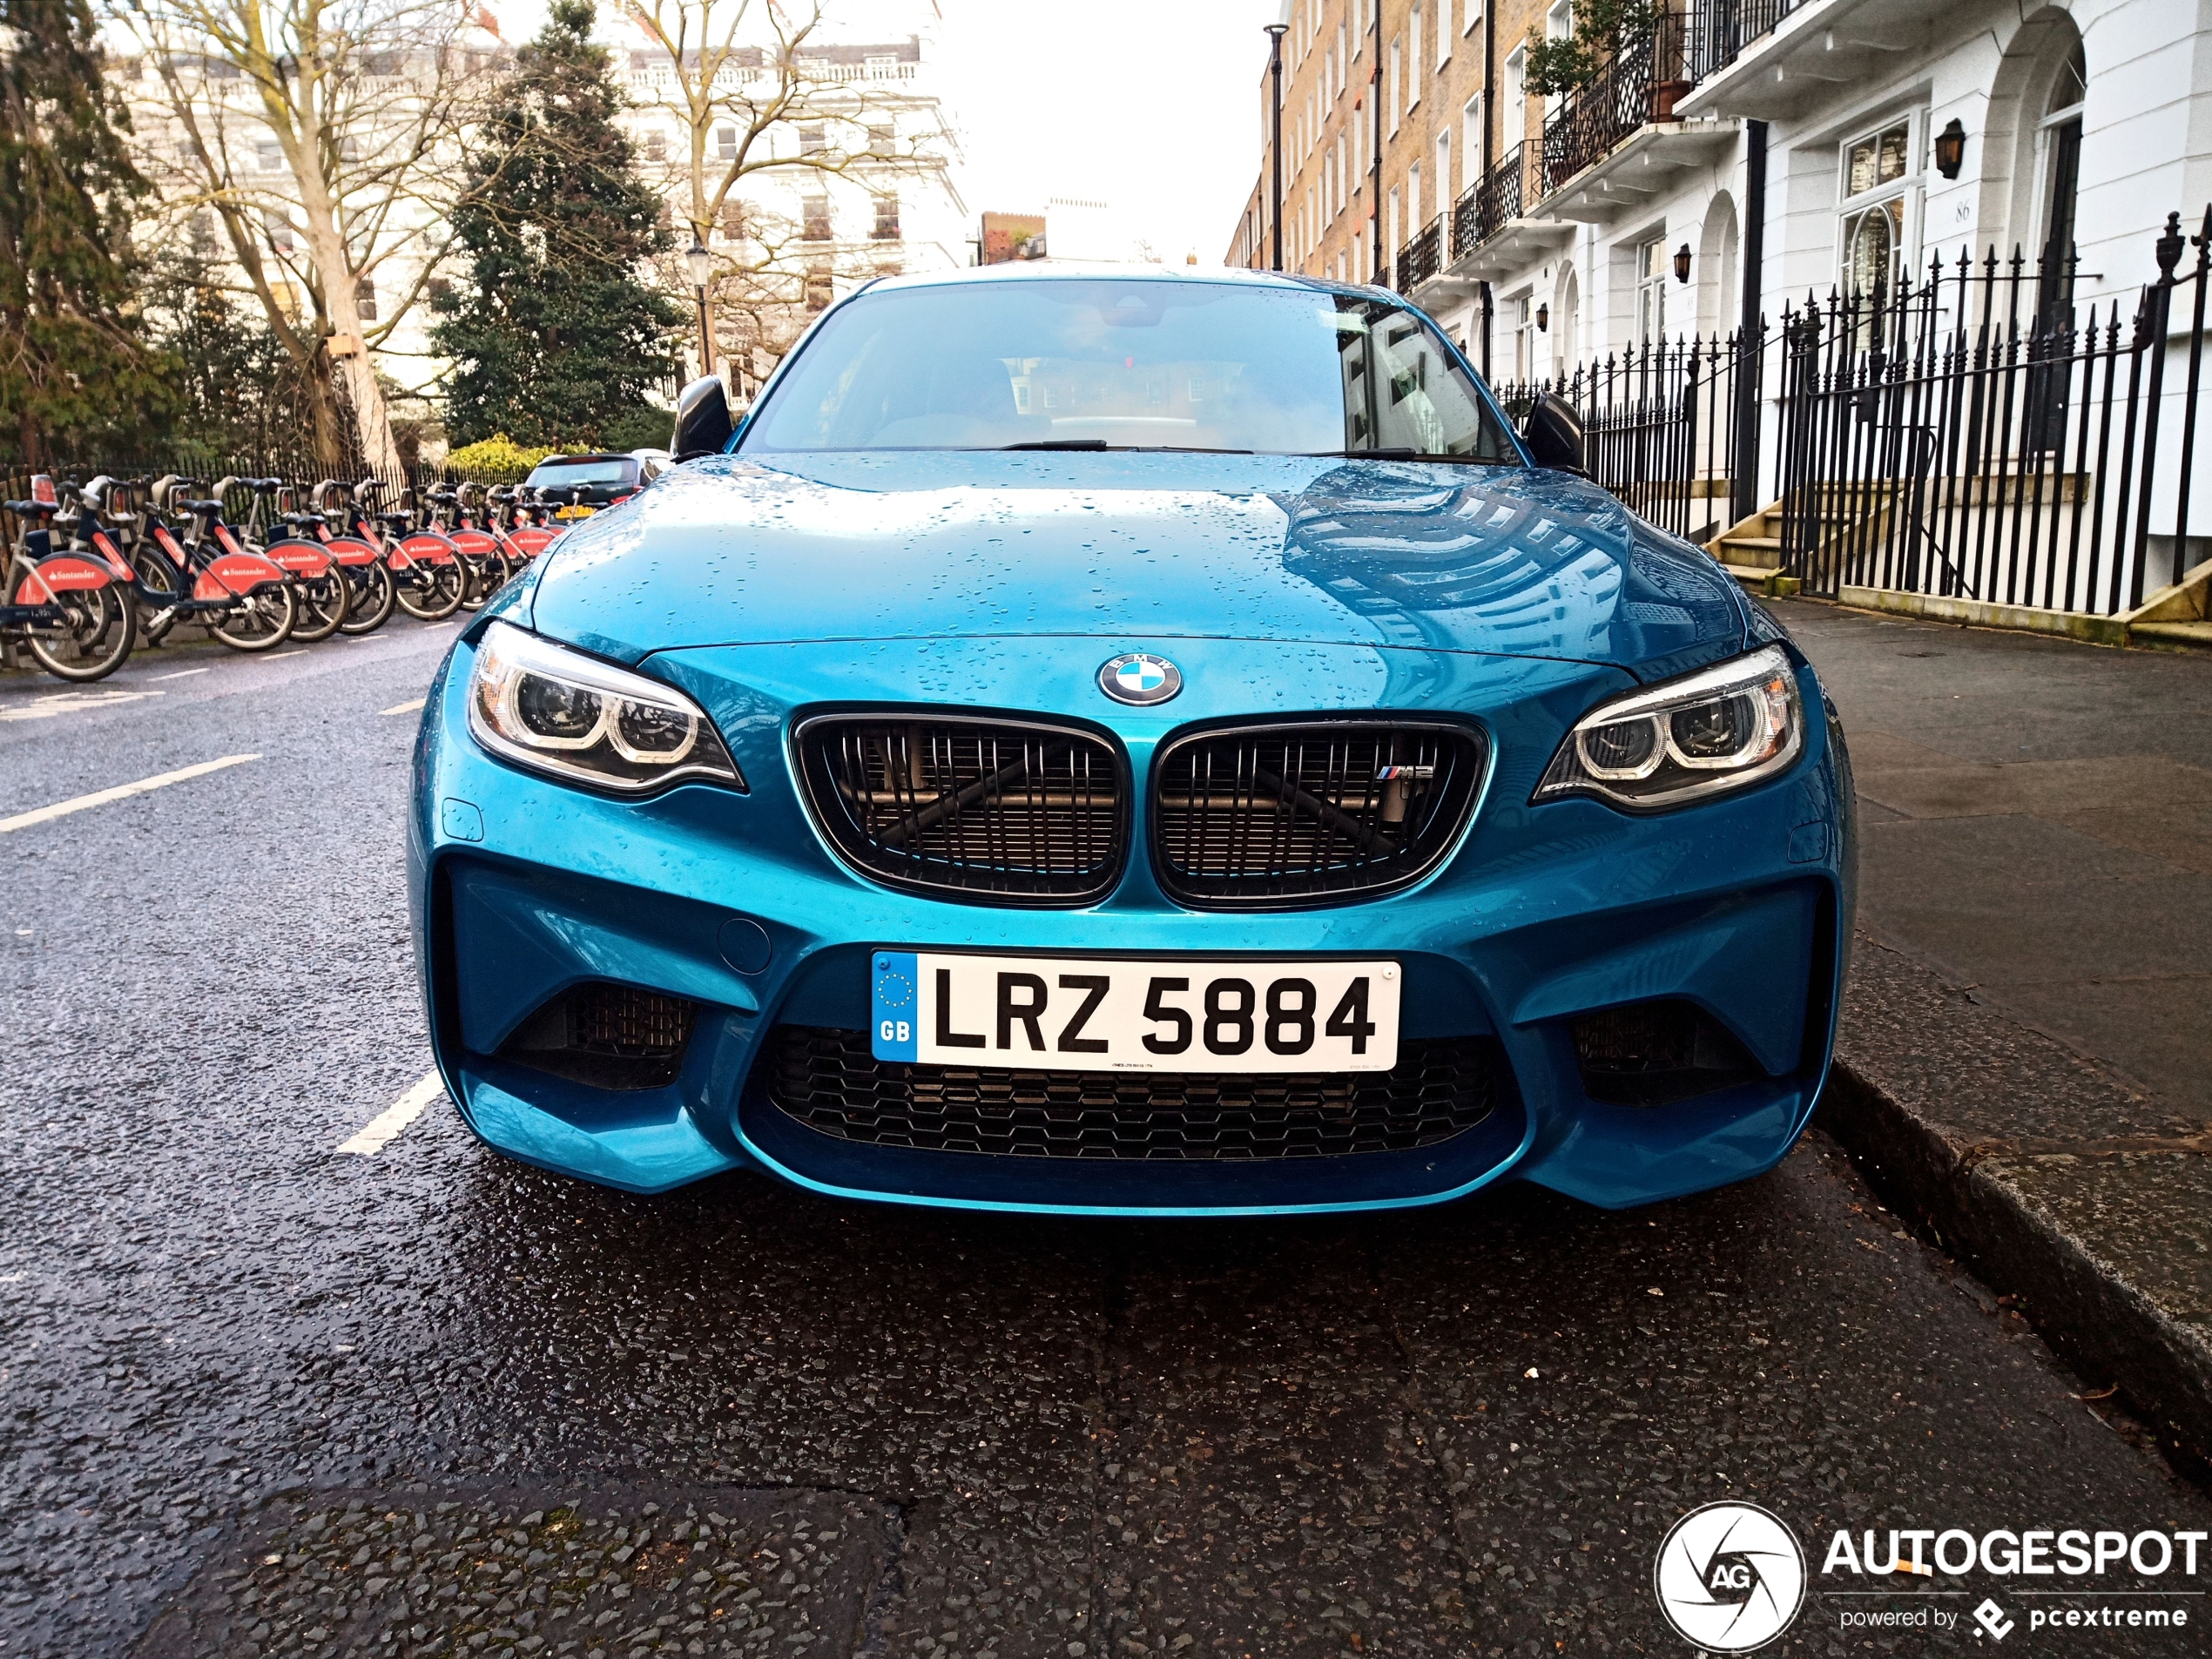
[1541,7,1690,194]
[1685,0,1811,84]
[1451,144,1524,260]
[1396,215,1443,292]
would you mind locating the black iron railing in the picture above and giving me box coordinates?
[1492,327,1758,546]
[1773,211,2212,615]
[1396,215,1443,292]
[1541,8,1689,194]
[1685,0,1810,84]
[1451,144,1524,260]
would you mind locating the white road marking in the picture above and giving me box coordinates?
[150,666,210,681]
[262,649,308,661]
[0,753,260,833]
[337,1070,445,1154]
[0,689,161,723]
[381,698,427,716]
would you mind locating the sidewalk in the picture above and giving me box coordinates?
[1777,598,2212,1474]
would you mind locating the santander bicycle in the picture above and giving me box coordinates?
[2,477,135,680]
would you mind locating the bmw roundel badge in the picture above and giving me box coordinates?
[1098,652,1183,706]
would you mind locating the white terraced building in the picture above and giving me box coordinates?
[1236,0,2212,626]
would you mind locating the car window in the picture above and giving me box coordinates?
[528,459,636,487]
[738,279,1518,462]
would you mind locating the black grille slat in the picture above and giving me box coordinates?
[797,716,1127,903]
[1152,723,1485,907]
[765,1025,1506,1161]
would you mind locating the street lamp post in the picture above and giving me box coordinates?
[1265,23,1287,273]
[685,238,714,379]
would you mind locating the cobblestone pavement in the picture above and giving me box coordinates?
[3,622,2209,1659]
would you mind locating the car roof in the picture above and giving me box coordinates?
[853,261,1395,305]
[532,454,637,467]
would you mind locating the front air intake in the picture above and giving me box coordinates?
[1150,721,1486,907]
[499,981,697,1090]
[793,714,1128,905]
[1570,1000,1761,1107]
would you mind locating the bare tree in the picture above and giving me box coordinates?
[619,0,945,381]
[113,0,492,473]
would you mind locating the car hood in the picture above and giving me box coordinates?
[523,449,1746,678]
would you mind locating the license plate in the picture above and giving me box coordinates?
[555,504,596,519]
[870,952,1400,1073]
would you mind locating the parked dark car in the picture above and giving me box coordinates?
[522,453,658,518]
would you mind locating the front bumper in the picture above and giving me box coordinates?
[408,628,1854,1216]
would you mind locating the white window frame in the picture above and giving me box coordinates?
[1438,1,1453,66]
[1387,185,1400,258]
[1503,45,1526,151]
[1409,160,1422,235]
[1408,7,1423,109]
[1436,131,1451,215]
[1635,234,1668,343]
[1836,111,1922,301]
[1463,94,1484,182]
[2033,91,2086,263]
[1389,37,1403,132]
[1464,0,1482,37]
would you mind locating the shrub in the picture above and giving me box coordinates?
[444,433,557,482]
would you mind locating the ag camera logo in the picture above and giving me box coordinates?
[1654,1501,1807,1652]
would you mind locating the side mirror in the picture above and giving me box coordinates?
[671,374,733,462]
[1521,392,1588,476]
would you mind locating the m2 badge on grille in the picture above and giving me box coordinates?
[871,951,1400,1074]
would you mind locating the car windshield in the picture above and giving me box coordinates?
[738,278,1519,462]
[529,459,635,487]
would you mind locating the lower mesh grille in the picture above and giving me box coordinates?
[763,1024,1507,1159]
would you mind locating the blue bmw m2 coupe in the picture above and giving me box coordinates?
[408,264,1854,1215]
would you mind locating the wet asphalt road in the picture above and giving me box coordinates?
[3,619,2210,1659]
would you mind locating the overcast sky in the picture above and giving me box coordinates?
[486,0,1281,266]
[930,1,1280,266]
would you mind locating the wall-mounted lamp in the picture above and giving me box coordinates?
[1535,303,1550,333]
[1673,242,1692,285]
[1934,118,1966,180]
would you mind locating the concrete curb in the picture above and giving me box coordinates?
[1816,1060,2212,1480]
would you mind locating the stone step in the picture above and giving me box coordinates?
[1722,563,1801,597]
[2127,619,2212,651]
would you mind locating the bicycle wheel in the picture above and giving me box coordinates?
[395,560,466,621]
[20,580,136,682]
[337,561,396,635]
[457,549,513,611]
[211,583,297,651]
[290,570,347,643]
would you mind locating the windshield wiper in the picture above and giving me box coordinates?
[993,441,1257,455]
[1298,448,1510,465]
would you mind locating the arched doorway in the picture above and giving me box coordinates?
[1697,194,1739,341]
[1554,264,1580,381]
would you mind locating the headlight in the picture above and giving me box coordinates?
[1533,644,1802,812]
[467,619,745,793]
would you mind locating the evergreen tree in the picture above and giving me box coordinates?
[0,0,176,462]
[434,0,680,448]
